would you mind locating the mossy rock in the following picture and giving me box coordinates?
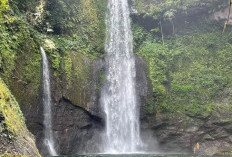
[0,78,41,156]
[0,153,28,157]
[63,52,92,108]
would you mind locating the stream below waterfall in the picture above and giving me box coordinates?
[55,154,208,157]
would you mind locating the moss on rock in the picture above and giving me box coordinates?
[0,153,28,157]
[63,52,92,108]
[0,78,41,156]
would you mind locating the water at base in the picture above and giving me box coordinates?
[41,47,58,156]
[55,154,199,157]
[100,0,143,153]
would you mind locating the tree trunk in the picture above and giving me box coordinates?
[223,0,232,33]
[171,20,175,34]
[160,20,165,45]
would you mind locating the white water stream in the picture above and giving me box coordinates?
[101,0,143,153]
[41,47,58,156]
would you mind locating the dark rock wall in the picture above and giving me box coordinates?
[34,55,105,156]
[20,54,151,156]
[148,111,232,155]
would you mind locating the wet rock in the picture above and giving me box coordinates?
[143,111,232,155]
[135,56,153,119]
[196,140,232,156]
[186,126,199,133]
[202,134,215,141]
[52,97,103,155]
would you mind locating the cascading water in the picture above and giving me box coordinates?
[101,0,143,153]
[41,47,58,156]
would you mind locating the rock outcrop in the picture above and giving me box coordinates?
[146,110,232,156]
[0,78,41,157]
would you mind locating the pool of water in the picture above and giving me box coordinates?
[55,154,198,157]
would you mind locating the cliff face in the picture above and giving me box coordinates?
[34,54,105,155]
[1,0,232,156]
[25,53,151,155]
[0,78,41,156]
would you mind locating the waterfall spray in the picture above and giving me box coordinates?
[41,47,58,156]
[101,0,143,153]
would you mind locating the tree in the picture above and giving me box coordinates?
[0,0,9,22]
[164,9,176,34]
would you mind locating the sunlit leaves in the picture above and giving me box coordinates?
[0,0,10,23]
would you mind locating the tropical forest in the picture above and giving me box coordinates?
[0,0,232,156]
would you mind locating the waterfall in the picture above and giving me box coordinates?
[101,0,143,153]
[41,47,58,156]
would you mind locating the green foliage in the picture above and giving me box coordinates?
[0,7,43,110]
[132,24,153,50]
[46,0,107,55]
[10,0,38,13]
[137,27,232,116]
[0,25,16,80]
[163,9,176,21]
[50,52,61,72]
[0,16,41,92]
[63,54,72,82]
[22,52,41,88]
[0,0,10,22]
